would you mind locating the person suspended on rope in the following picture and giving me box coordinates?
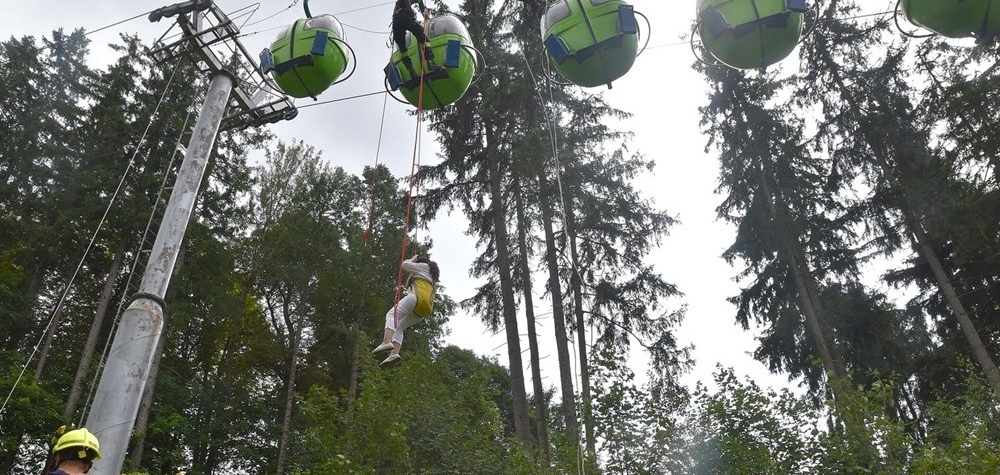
[372,254,439,369]
[46,426,101,475]
[392,0,438,78]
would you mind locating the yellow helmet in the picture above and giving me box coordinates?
[52,428,102,460]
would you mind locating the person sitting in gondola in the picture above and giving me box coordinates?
[392,0,438,78]
[372,254,439,369]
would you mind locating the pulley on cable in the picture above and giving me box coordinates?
[260,0,357,99]
[384,13,482,110]
[897,0,1000,41]
[541,0,648,89]
[694,0,808,70]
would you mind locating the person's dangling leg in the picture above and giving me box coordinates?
[374,293,415,355]
[393,17,419,78]
[387,294,418,351]
[401,56,418,78]
[390,311,424,350]
[372,326,394,354]
[404,17,437,70]
[379,294,418,368]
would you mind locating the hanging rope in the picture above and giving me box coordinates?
[0,60,183,420]
[546,72,591,475]
[348,86,389,368]
[364,91,391,242]
[391,14,431,329]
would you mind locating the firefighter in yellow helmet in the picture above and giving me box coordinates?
[48,427,101,475]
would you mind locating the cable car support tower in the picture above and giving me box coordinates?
[84,2,295,474]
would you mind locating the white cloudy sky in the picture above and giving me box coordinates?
[7,0,901,394]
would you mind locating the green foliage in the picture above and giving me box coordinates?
[293,347,537,475]
[0,248,28,350]
[592,347,683,475]
[818,378,910,474]
[677,366,1000,474]
[682,368,821,474]
[907,369,1000,474]
[0,367,64,472]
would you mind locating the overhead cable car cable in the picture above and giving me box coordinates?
[298,90,387,109]
[344,23,391,35]
[335,1,396,16]
[229,2,262,29]
[243,1,297,28]
[84,9,156,36]
[305,0,395,19]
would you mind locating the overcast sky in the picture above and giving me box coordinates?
[7,0,905,395]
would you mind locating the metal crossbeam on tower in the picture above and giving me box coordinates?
[148,0,298,130]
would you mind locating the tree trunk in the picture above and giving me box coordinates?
[513,179,551,466]
[823,47,1000,393]
[756,171,847,382]
[32,305,64,381]
[347,296,365,403]
[485,119,532,445]
[906,208,1000,390]
[11,260,46,353]
[565,210,596,459]
[65,242,126,421]
[788,253,846,379]
[347,253,374,403]
[727,84,849,385]
[31,255,62,381]
[276,318,304,475]
[537,172,580,449]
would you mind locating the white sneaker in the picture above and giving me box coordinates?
[380,353,402,369]
[371,342,394,355]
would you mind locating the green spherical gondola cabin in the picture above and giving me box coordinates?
[261,14,350,99]
[386,14,477,110]
[697,0,807,70]
[541,0,640,89]
[901,0,1000,39]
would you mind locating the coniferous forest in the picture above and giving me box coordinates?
[4,0,1000,473]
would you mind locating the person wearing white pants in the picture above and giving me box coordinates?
[372,254,439,368]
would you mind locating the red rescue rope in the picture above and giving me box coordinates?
[391,15,430,328]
